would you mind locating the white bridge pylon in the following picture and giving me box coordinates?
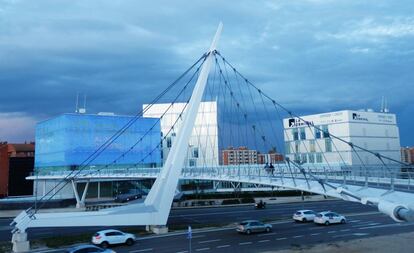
[11,23,223,249]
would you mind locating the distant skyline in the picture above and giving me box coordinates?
[0,0,413,146]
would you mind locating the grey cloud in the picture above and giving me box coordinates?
[0,0,413,145]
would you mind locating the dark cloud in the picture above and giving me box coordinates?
[0,0,413,146]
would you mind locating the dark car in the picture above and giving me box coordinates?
[254,200,266,209]
[114,190,142,203]
[66,245,115,253]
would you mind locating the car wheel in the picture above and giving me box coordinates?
[100,241,109,248]
[246,229,251,235]
[302,218,307,222]
[126,238,134,246]
[324,221,330,226]
[341,219,346,224]
[265,227,271,233]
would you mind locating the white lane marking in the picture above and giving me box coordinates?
[310,233,320,236]
[341,229,351,232]
[176,251,188,253]
[332,234,352,238]
[130,249,153,253]
[32,250,65,253]
[353,233,370,236]
[292,235,303,238]
[196,248,210,252]
[357,222,414,230]
[368,222,382,226]
[199,239,221,244]
[308,226,325,230]
[349,220,361,223]
[257,232,277,237]
[192,235,206,239]
[276,237,287,240]
[327,231,337,234]
[217,245,230,248]
[239,242,253,245]
[259,239,270,243]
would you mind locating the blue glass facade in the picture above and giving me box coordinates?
[35,113,161,171]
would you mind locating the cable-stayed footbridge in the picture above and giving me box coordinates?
[11,23,414,252]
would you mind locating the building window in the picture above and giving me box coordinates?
[316,153,323,163]
[300,128,306,140]
[325,138,332,152]
[301,153,307,163]
[295,141,300,153]
[314,126,321,139]
[285,142,291,154]
[322,125,329,138]
[309,140,315,152]
[308,153,315,163]
[292,129,299,141]
[166,137,172,148]
[189,159,196,167]
[193,147,199,158]
[294,154,300,163]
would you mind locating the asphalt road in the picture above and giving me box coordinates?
[2,200,413,253]
[1,200,374,242]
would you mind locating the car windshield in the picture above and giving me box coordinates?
[295,211,302,215]
[93,233,100,237]
[317,213,323,217]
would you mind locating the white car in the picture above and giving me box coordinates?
[293,210,317,222]
[92,229,136,248]
[314,211,346,225]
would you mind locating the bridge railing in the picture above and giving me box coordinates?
[31,164,414,191]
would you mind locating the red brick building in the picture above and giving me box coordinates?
[222,146,258,165]
[401,147,414,164]
[258,151,284,165]
[0,142,35,198]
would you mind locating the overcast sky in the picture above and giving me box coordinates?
[0,0,413,146]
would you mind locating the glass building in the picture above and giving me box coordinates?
[35,113,161,172]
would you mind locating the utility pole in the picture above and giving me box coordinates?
[187,226,192,253]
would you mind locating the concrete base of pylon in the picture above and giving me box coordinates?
[76,202,85,209]
[146,225,168,234]
[12,232,30,252]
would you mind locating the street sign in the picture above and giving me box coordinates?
[187,225,192,239]
[188,225,192,253]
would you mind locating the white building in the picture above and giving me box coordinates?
[283,110,401,166]
[143,101,219,168]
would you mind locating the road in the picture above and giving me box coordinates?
[1,199,373,241]
[1,200,413,253]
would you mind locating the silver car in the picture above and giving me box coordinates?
[66,245,116,253]
[236,220,272,235]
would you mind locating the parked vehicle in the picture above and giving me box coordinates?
[236,220,272,235]
[313,211,346,225]
[293,210,317,222]
[66,245,115,253]
[92,229,136,248]
[114,190,142,203]
[254,200,266,209]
